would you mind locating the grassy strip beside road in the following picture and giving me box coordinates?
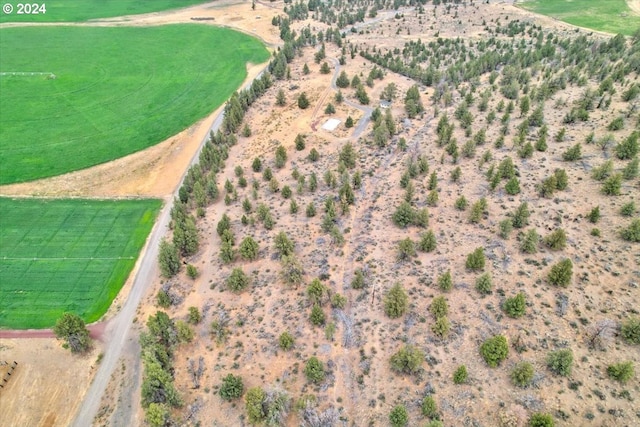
[518,0,640,36]
[0,0,211,23]
[0,24,269,184]
[0,197,161,329]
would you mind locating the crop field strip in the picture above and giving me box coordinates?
[519,0,640,36]
[0,198,162,329]
[0,25,270,184]
[0,0,211,23]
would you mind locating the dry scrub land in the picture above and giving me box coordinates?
[143,2,639,427]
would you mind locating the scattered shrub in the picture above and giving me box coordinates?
[304,357,325,383]
[548,259,573,287]
[621,219,640,242]
[520,229,540,254]
[389,405,409,427]
[546,349,573,376]
[384,283,409,318]
[503,293,526,318]
[418,230,437,252]
[278,331,294,350]
[621,317,640,344]
[226,268,250,292]
[430,296,448,318]
[465,247,485,271]
[529,413,555,427]
[587,206,600,223]
[453,365,468,384]
[510,361,534,387]
[421,396,438,418]
[434,270,453,292]
[480,335,509,367]
[309,304,326,326]
[220,374,243,401]
[607,361,635,383]
[431,316,451,339]
[544,228,567,250]
[620,201,636,217]
[475,273,492,295]
[390,345,425,375]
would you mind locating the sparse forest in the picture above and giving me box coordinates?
[146,1,639,426]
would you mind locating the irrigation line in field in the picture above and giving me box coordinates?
[1,256,135,260]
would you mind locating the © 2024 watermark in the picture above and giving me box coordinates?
[3,3,47,15]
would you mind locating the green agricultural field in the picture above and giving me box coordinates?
[0,197,161,329]
[0,24,269,184]
[519,0,640,36]
[0,0,210,23]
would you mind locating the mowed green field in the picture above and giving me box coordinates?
[0,197,161,329]
[519,0,640,35]
[0,25,269,184]
[0,0,210,23]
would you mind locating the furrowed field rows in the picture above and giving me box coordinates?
[0,198,161,329]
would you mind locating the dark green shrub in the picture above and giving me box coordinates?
[480,335,509,367]
[455,196,468,210]
[548,259,573,287]
[390,345,424,375]
[587,206,600,223]
[465,247,485,271]
[607,361,634,383]
[621,317,640,344]
[187,306,201,325]
[602,173,622,195]
[397,237,416,261]
[431,316,450,339]
[562,143,582,161]
[309,304,326,326]
[505,177,520,195]
[430,296,448,319]
[304,357,325,383]
[529,413,555,427]
[421,396,438,418]
[384,283,408,318]
[453,365,468,384]
[156,290,171,308]
[389,405,409,427]
[278,331,294,350]
[239,236,259,260]
[620,201,636,216]
[220,374,243,401]
[418,230,437,252]
[512,202,530,228]
[544,228,567,250]
[499,219,513,239]
[510,361,534,387]
[621,219,640,242]
[226,268,250,292]
[607,116,624,131]
[503,293,526,318]
[546,349,573,376]
[475,273,492,295]
[437,271,453,292]
[520,229,539,254]
[351,269,365,289]
[392,201,415,228]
